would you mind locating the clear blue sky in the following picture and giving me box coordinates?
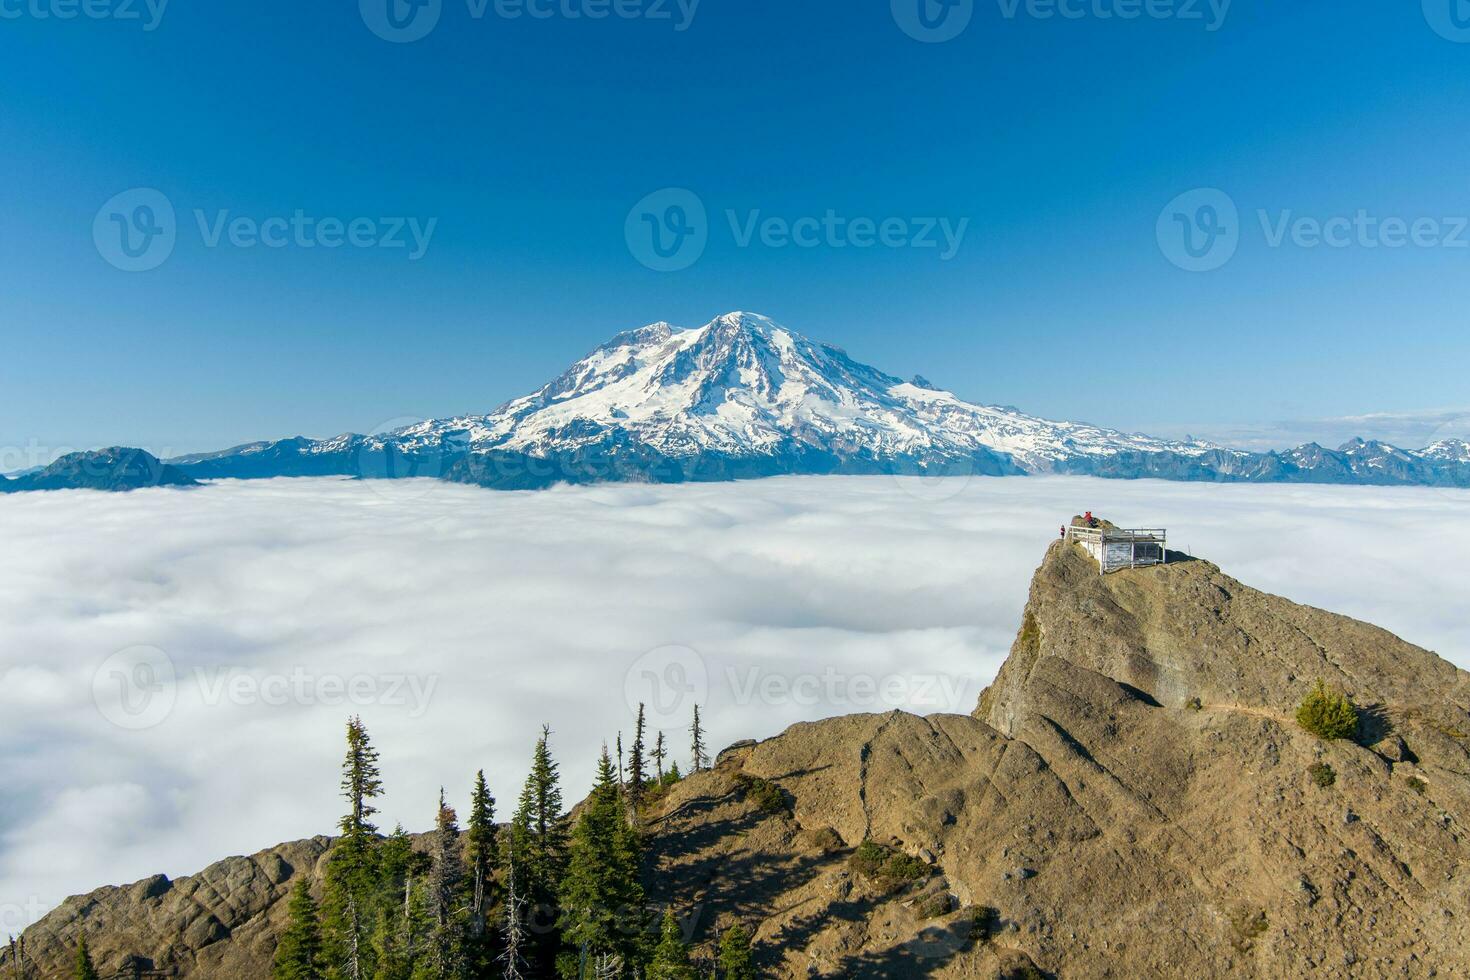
[3,0,1469,459]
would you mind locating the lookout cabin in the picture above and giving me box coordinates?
[1064,513,1167,574]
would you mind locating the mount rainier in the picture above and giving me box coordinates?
[105,311,1470,491]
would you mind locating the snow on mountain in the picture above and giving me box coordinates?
[157,312,1470,491]
[375,312,1218,473]
[1417,438,1470,463]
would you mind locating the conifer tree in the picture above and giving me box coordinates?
[505,725,568,976]
[371,824,426,979]
[558,747,648,974]
[324,716,385,980]
[273,878,325,980]
[465,771,497,945]
[419,790,465,980]
[74,935,99,980]
[626,704,648,815]
[499,849,528,980]
[652,732,667,782]
[716,924,754,980]
[646,910,695,980]
[690,707,708,773]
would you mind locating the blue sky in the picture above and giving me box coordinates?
[2,0,1469,459]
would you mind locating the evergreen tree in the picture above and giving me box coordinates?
[74,934,99,980]
[666,761,681,785]
[690,707,708,773]
[499,849,528,980]
[652,732,667,782]
[558,748,647,976]
[324,717,385,980]
[419,790,465,980]
[646,911,695,980]
[626,705,648,815]
[464,770,498,973]
[505,725,568,976]
[371,824,427,979]
[717,924,754,980]
[273,878,326,980]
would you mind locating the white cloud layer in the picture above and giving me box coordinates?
[1,475,1468,930]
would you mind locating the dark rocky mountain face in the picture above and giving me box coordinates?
[0,448,197,493]
[10,531,1470,978]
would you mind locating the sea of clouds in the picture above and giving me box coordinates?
[1,474,1467,931]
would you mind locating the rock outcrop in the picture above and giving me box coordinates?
[11,534,1470,978]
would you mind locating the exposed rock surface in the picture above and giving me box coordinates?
[11,535,1470,978]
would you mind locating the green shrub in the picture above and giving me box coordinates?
[733,773,787,813]
[1184,696,1203,711]
[916,891,952,918]
[847,841,932,892]
[1229,908,1268,951]
[1408,776,1427,795]
[969,906,1000,944]
[1308,762,1335,787]
[1296,681,1359,741]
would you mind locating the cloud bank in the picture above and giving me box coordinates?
[1,474,1467,929]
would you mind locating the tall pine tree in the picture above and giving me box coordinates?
[557,747,647,977]
[273,878,325,980]
[689,707,708,773]
[464,769,497,972]
[646,910,695,980]
[505,725,568,977]
[652,732,667,782]
[74,934,99,980]
[324,717,384,980]
[417,790,465,980]
[717,924,755,980]
[626,704,647,816]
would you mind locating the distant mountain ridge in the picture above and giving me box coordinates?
[0,447,197,494]
[7,314,1470,492]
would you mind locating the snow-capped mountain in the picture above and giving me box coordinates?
[380,312,1218,473]
[166,312,1470,491]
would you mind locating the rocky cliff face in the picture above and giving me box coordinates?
[11,536,1470,978]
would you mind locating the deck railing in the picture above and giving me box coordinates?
[1065,525,1168,573]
